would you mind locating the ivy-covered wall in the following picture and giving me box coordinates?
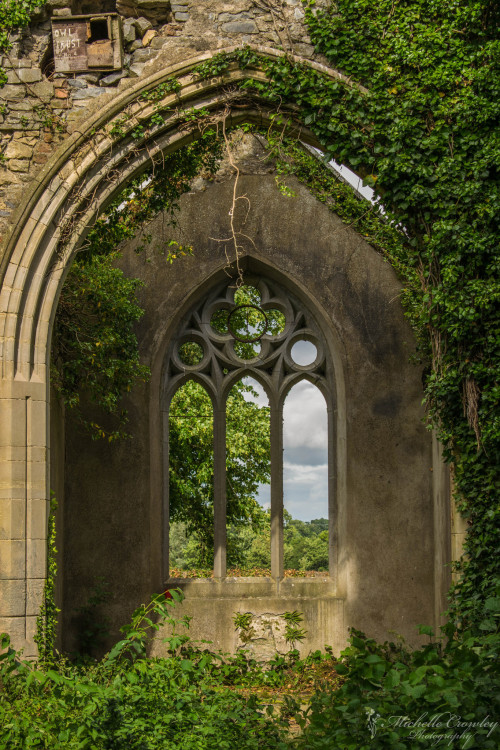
[0,0,497,657]
[60,133,446,653]
[0,0,327,245]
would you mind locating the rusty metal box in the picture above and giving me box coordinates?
[52,14,123,73]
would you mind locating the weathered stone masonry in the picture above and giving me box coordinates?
[0,1,457,657]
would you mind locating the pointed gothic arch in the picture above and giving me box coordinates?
[0,46,450,656]
[159,271,345,585]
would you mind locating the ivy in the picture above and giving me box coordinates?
[34,494,59,668]
[52,134,223,440]
[191,3,499,635]
[0,0,47,86]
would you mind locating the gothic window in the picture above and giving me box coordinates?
[162,275,335,580]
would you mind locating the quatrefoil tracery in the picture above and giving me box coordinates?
[165,277,329,405]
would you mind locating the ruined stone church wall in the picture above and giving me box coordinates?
[0,0,327,250]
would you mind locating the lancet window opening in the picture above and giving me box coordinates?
[161,275,336,580]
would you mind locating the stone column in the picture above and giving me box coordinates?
[0,379,48,657]
[213,405,226,579]
[161,409,170,583]
[270,402,283,580]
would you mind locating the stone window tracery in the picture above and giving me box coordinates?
[162,275,336,580]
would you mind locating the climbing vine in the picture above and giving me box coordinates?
[33,494,59,667]
[183,2,500,636]
[0,0,47,85]
[48,0,498,633]
[52,134,223,440]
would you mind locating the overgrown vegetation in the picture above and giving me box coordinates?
[52,135,222,439]
[0,593,296,749]
[2,589,499,748]
[0,0,47,85]
[3,0,499,747]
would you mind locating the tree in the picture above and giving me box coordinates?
[169,379,270,568]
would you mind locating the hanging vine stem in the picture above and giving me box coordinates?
[205,113,256,287]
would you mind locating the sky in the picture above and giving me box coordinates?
[244,345,328,523]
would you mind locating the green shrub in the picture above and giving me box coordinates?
[296,601,500,749]
[0,593,288,750]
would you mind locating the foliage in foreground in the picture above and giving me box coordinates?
[299,616,500,749]
[2,589,499,749]
[0,593,289,750]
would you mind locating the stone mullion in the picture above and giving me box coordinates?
[270,400,283,581]
[213,403,226,579]
[327,403,336,577]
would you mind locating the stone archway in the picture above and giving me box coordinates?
[0,47,450,656]
[0,47,360,655]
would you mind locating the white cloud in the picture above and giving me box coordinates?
[244,374,329,521]
[284,380,328,451]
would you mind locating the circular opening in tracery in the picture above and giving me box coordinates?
[228,305,268,343]
[234,340,262,360]
[234,284,261,306]
[210,308,229,335]
[291,340,318,366]
[265,309,286,336]
[178,341,204,366]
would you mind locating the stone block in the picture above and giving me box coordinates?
[131,48,157,63]
[0,170,21,186]
[8,159,30,172]
[29,82,54,102]
[8,101,34,111]
[0,499,25,541]
[0,579,26,617]
[142,29,157,46]
[294,42,315,57]
[25,616,39,650]
[79,73,100,84]
[174,12,189,21]
[4,140,33,160]
[27,539,47,579]
[133,17,153,36]
[67,79,87,89]
[128,63,145,78]
[27,498,48,540]
[6,68,42,85]
[218,12,253,22]
[128,40,143,52]
[26,578,45,616]
[71,87,103,100]
[0,85,26,101]
[0,616,25,644]
[100,71,127,86]
[0,540,25,579]
[150,37,171,50]
[123,19,137,44]
[221,21,258,33]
